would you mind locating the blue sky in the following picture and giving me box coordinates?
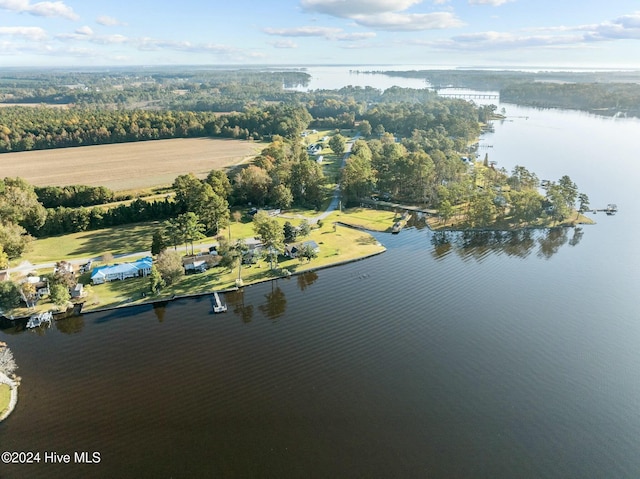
[1,0,639,68]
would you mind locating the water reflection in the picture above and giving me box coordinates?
[152,302,168,323]
[537,227,569,259]
[296,271,318,292]
[430,227,583,261]
[258,283,287,320]
[55,315,85,334]
[226,289,254,324]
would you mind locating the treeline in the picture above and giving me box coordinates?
[233,137,325,210]
[0,176,181,258]
[0,104,312,152]
[0,69,310,107]
[500,82,640,116]
[35,185,116,208]
[380,69,640,91]
[36,198,179,237]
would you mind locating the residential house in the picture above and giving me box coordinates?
[307,144,322,155]
[71,283,86,299]
[182,252,219,273]
[240,238,264,264]
[90,257,153,285]
[54,261,75,276]
[285,240,320,258]
[24,276,50,299]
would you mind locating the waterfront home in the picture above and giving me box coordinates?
[24,276,50,299]
[182,252,219,273]
[90,257,153,285]
[71,283,86,299]
[284,240,320,258]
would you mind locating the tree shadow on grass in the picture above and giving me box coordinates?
[67,222,162,258]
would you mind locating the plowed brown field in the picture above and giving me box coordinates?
[0,138,259,191]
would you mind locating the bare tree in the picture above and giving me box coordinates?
[0,347,17,376]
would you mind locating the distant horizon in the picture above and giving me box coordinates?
[3,63,640,73]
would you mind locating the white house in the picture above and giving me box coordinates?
[91,257,153,285]
[285,240,320,258]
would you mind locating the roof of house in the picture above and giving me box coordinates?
[91,256,153,279]
[287,240,320,253]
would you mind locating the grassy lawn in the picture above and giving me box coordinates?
[21,221,222,265]
[0,383,10,416]
[83,220,385,311]
[22,222,162,264]
[328,208,399,232]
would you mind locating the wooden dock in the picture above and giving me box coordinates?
[26,311,53,328]
[211,292,227,313]
[592,204,618,215]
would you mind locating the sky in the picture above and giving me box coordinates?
[1,0,640,68]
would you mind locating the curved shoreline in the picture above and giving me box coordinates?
[80,248,386,317]
[0,371,18,423]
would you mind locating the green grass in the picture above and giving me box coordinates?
[21,221,221,265]
[21,222,165,264]
[83,220,385,311]
[0,383,10,416]
[329,208,399,232]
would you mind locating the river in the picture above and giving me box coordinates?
[1,71,640,478]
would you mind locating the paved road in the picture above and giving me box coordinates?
[305,133,359,223]
[4,245,218,276]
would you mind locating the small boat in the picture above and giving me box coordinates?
[26,311,53,328]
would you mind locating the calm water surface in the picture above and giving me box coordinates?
[2,80,640,479]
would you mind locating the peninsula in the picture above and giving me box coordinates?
[0,68,593,317]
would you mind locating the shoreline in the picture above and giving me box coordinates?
[0,371,18,423]
[80,248,386,317]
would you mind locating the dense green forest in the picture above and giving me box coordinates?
[0,67,592,265]
[377,69,640,117]
[500,82,640,116]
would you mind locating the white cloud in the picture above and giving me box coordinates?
[0,0,78,20]
[336,32,377,41]
[75,26,93,36]
[0,26,47,40]
[91,34,128,45]
[96,15,126,27]
[430,10,640,52]
[300,0,422,18]
[299,0,462,31]
[586,11,640,41]
[352,12,463,31]
[264,26,344,38]
[269,40,298,49]
[468,0,513,5]
[435,31,583,50]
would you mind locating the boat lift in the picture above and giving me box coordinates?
[26,311,53,329]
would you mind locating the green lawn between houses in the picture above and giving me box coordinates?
[82,216,386,310]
